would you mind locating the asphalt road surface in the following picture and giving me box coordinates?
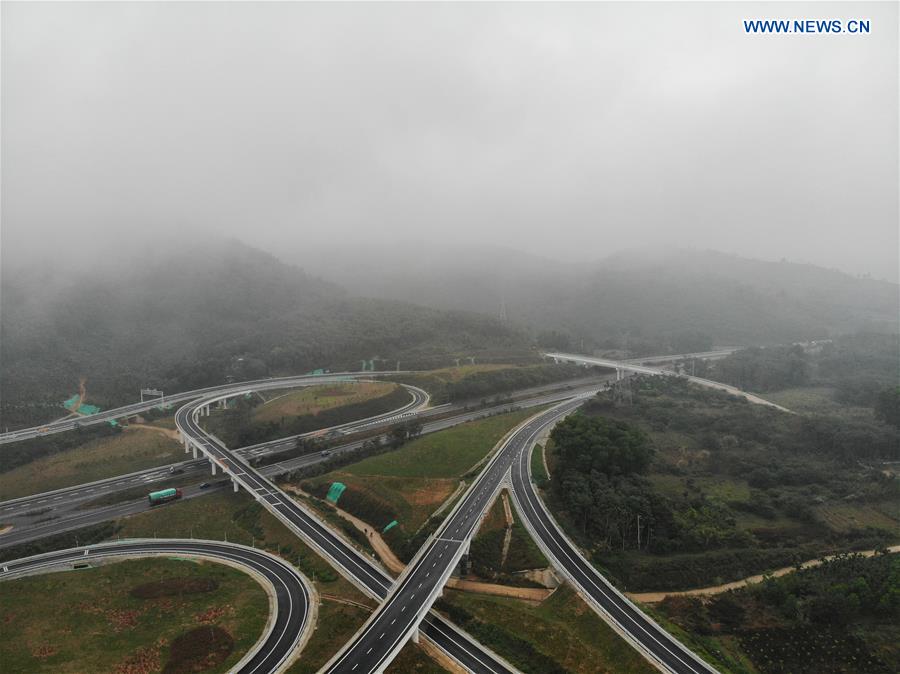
[0,381,610,550]
[0,539,312,674]
[323,399,586,673]
[0,371,418,444]
[175,390,521,674]
[508,406,717,674]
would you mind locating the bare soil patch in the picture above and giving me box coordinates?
[163,626,234,674]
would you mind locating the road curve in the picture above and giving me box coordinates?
[508,407,717,674]
[0,371,418,445]
[322,399,586,674]
[0,539,312,674]
[175,391,519,674]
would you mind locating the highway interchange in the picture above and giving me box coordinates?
[0,357,736,673]
[1,539,312,674]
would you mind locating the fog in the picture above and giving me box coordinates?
[2,2,898,281]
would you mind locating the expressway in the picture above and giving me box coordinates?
[0,380,611,549]
[1,356,736,672]
[0,371,418,444]
[175,389,521,674]
[509,413,716,674]
[0,539,312,674]
[322,399,587,674]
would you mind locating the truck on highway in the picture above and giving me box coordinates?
[148,487,183,506]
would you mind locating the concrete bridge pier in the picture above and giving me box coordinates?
[232,479,239,493]
[192,445,198,459]
[211,460,217,476]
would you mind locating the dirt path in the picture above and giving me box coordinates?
[125,424,181,442]
[446,578,552,602]
[628,545,900,603]
[319,594,375,611]
[499,492,514,569]
[281,484,561,602]
[281,484,407,575]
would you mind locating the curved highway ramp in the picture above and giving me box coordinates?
[0,539,312,674]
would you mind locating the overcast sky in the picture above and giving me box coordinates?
[2,2,897,280]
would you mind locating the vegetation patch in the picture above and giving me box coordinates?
[163,625,235,674]
[130,577,219,599]
[0,521,120,563]
[341,407,546,479]
[285,601,369,674]
[468,494,547,584]
[115,490,368,602]
[438,585,655,674]
[0,429,184,501]
[654,552,900,673]
[392,363,585,405]
[543,375,899,592]
[292,408,547,563]
[252,382,396,424]
[204,384,411,448]
[0,557,266,673]
[530,443,549,486]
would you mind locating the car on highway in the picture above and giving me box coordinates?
[199,482,211,489]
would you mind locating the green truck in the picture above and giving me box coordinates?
[147,487,183,506]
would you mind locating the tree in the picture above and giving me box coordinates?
[875,387,900,429]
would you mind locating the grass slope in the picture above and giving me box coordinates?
[344,407,544,479]
[252,382,396,424]
[115,489,369,605]
[0,428,183,500]
[299,408,547,545]
[0,557,267,673]
[440,585,656,674]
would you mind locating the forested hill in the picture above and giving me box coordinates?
[0,239,526,428]
[289,244,899,354]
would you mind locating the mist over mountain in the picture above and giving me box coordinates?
[0,239,524,427]
[288,244,899,352]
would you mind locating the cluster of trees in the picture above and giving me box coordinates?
[444,363,586,403]
[712,345,810,392]
[712,334,900,423]
[757,552,900,626]
[544,375,899,592]
[549,415,665,552]
[875,387,900,429]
